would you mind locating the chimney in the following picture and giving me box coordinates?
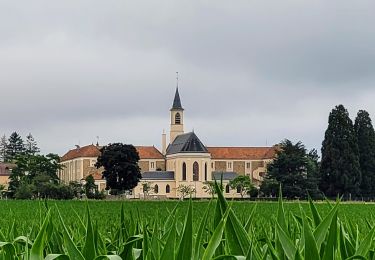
[162,129,167,155]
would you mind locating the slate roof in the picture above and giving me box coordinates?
[207,146,277,160]
[171,88,183,110]
[61,144,164,162]
[212,171,239,181]
[166,132,209,155]
[142,171,175,180]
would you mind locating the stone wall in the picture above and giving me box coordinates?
[233,161,245,175]
[82,159,91,179]
[156,160,166,171]
[214,161,226,172]
[138,161,149,173]
[251,161,264,173]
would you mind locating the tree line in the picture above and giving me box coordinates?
[0,132,104,199]
[261,104,375,200]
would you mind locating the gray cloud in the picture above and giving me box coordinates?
[1,0,375,155]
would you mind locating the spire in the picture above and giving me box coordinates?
[171,72,184,110]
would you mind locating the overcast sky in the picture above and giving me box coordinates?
[1,0,375,156]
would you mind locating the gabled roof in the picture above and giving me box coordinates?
[135,146,164,159]
[142,171,175,180]
[61,144,164,162]
[166,132,208,155]
[61,144,101,162]
[171,88,183,110]
[212,171,238,181]
[207,146,276,160]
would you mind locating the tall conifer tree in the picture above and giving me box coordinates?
[6,132,25,162]
[354,110,375,198]
[0,135,8,162]
[320,105,361,198]
[25,133,40,156]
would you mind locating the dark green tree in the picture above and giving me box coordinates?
[320,105,361,198]
[260,139,321,199]
[96,143,142,192]
[229,175,255,198]
[0,135,8,162]
[6,132,25,162]
[354,110,375,198]
[84,174,97,197]
[8,153,62,197]
[25,133,40,156]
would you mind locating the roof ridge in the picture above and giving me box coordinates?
[207,146,273,148]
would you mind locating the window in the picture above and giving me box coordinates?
[227,162,232,170]
[226,185,230,193]
[246,162,251,169]
[150,162,155,170]
[182,162,187,181]
[175,113,181,124]
[166,184,170,193]
[154,184,159,194]
[193,162,199,181]
[204,163,208,181]
[211,162,214,169]
[236,185,241,193]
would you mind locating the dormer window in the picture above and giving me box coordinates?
[175,113,181,124]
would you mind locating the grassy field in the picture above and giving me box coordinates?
[1,194,375,259]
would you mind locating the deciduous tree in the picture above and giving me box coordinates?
[177,184,196,200]
[229,175,255,198]
[96,143,142,192]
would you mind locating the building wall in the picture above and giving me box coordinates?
[156,161,166,171]
[138,160,149,173]
[233,161,245,175]
[214,161,226,172]
[166,153,212,198]
[0,175,10,186]
[133,180,176,198]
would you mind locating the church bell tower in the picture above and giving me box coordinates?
[170,86,184,144]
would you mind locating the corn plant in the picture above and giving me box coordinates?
[0,183,375,259]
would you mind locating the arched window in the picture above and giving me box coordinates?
[166,184,170,193]
[154,184,159,194]
[182,162,187,181]
[175,113,181,124]
[204,163,208,181]
[193,162,199,181]
[236,185,241,194]
[226,184,230,193]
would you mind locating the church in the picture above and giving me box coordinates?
[59,88,277,198]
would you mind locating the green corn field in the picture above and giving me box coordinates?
[0,183,375,259]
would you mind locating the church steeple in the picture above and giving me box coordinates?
[171,87,184,111]
[169,72,184,144]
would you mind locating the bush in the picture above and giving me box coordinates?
[15,183,34,199]
[87,190,106,200]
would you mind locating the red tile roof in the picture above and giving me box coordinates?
[61,144,164,162]
[135,146,164,159]
[207,146,277,160]
[61,145,101,162]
